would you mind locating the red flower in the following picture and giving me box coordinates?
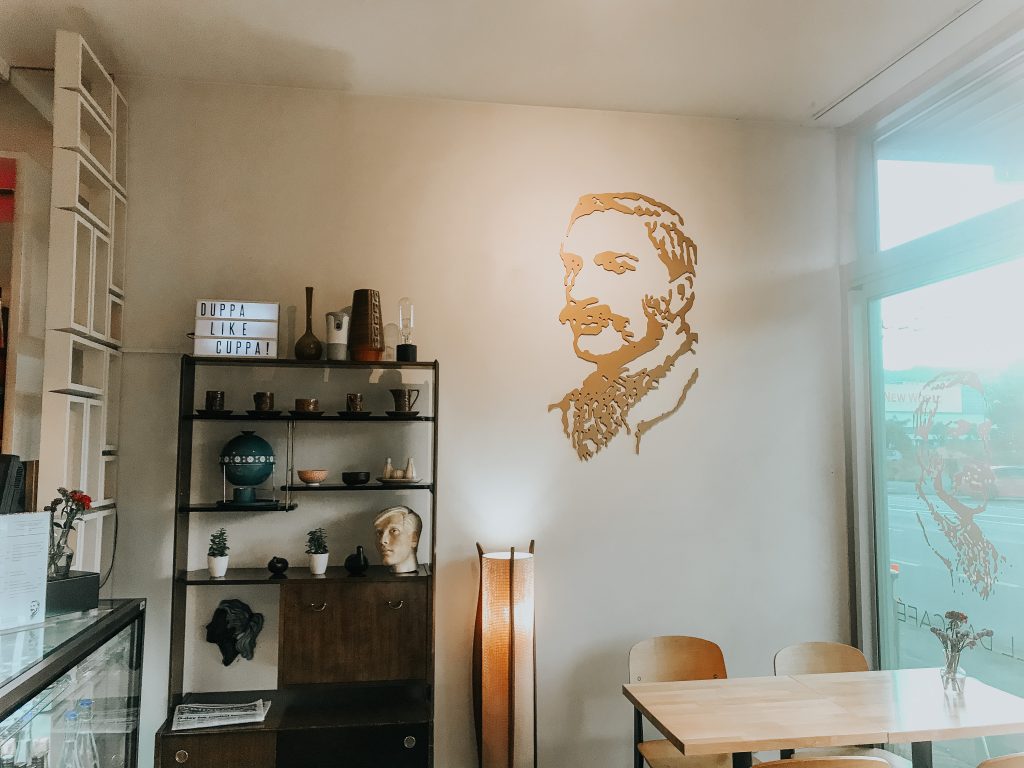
[69,491,92,510]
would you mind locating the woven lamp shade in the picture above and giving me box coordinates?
[479,549,535,768]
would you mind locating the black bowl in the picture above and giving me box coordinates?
[342,471,371,486]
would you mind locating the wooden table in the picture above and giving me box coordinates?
[624,669,1024,768]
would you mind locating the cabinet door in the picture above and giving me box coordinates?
[279,580,428,685]
[277,723,429,768]
[157,732,275,768]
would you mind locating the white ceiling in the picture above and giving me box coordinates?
[0,0,1010,125]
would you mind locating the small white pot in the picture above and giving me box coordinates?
[309,552,329,575]
[208,555,229,578]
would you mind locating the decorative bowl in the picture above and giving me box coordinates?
[297,469,328,485]
[341,471,370,486]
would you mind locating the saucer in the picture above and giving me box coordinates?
[337,411,373,419]
[289,410,325,418]
[385,411,420,419]
[196,409,233,418]
[376,476,422,484]
[247,410,283,418]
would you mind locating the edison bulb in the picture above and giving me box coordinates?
[398,297,415,345]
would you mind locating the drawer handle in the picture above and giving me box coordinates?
[310,602,328,612]
[174,750,189,764]
[387,600,404,610]
[404,736,416,749]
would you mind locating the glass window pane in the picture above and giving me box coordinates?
[875,257,1024,768]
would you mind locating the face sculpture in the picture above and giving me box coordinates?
[551,192,699,460]
[374,506,422,573]
[204,598,265,666]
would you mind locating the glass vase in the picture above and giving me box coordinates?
[941,653,966,693]
[49,545,74,580]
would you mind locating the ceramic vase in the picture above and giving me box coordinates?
[294,286,324,360]
[309,552,329,575]
[349,289,384,362]
[208,555,229,578]
[344,545,369,576]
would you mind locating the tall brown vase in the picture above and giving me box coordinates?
[294,286,323,360]
[349,289,384,362]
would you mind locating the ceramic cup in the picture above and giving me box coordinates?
[205,390,225,411]
[346,393,363,412]
[389,388,420,412]
[295,397,319,413]
[253,392,274,411]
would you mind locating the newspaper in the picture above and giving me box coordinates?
[171,699,271,731]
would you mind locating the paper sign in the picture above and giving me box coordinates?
[0,512,49,629]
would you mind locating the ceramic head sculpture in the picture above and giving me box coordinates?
[205,598,265,665]
[373,505,422,573]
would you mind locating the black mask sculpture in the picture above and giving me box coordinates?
[205,599,265,666]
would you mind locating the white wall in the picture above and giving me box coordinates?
[115,78,847,767]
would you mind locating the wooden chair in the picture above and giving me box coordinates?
[978,755,1024,768]
[757,758,891,768]
[629,636,730,768]
[772,642,909,768]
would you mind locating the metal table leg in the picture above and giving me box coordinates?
[912,741,933,768]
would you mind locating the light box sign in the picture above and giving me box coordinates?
[194,300,279,358]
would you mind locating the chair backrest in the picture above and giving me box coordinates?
[757,758,890,768]
[628,636,726,684]
[978,754,1024,768]
[774,641,869,676]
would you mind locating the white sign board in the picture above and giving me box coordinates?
[194,300,279,358]
[0,512,49,629]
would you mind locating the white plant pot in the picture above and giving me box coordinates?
[208,555,229,578]
[309,552,329,575]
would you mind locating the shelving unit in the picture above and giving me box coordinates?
[39,30,127,576]
[157,355,439,768]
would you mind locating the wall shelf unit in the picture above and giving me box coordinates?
[157,354,439,768]
[40,29,128,577]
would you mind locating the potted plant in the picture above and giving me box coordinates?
[45,488,91,580]
[208,528,230,578]
[306,527,329,575]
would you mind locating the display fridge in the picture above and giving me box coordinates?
[0,600,145,768]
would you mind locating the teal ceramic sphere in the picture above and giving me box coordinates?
[219,431,275,487]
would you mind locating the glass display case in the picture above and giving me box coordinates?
[0,600,145,768]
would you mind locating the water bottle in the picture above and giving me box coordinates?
[56,713,82,768]
[75,701,99,768]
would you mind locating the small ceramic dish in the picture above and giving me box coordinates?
[246,409,283,418]
[297,469,328,485]
[376,476,422,484]
[289,410,325,418]
[337,411,373,419]
[385,411,420,419]
[195,409,233,418]
[341,471,371,486]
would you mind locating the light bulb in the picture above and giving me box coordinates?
[398,297,414,345]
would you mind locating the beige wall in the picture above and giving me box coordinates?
[0,83,51,171]
[116,78,847,767]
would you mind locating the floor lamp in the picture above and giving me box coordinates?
[474,541,536,768]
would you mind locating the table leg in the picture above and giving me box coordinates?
[733,752,753,768]
[634,708,644,768]
[912,741,933,768]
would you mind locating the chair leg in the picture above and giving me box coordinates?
[634,708,644,768]
[780,750,795,760]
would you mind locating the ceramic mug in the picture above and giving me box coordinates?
[205,390,225,411]
[253,392,274,411]
[346,393,363,412]
[389,388,420,412]
[295,397,319,413]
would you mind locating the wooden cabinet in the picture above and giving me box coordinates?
[161,356,439,768]
[279,578,428,685]
[158,732,275,768]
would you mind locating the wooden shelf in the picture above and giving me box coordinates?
[184,502,298,513]
[186,413,435,422]
[185,354,437,371]
[162,684,431,735]
[282,483,433,492]
[180,564,430,585]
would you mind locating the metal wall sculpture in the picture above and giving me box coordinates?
[550,193,699,460]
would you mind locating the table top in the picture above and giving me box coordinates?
[623,668,1024,755]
